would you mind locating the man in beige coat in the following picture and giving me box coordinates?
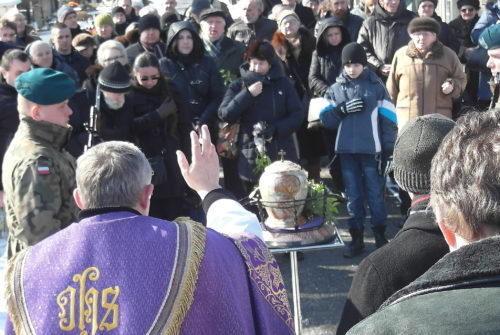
[387,17,466,129]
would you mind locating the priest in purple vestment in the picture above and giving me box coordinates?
[5,125,294,334]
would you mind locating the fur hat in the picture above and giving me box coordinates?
[72,33,96,51]
[138,14,161,33]
[341,42,367,67]
[57,5,76,23]
[245,40,276,64]
[98,62,131,93]
[416,0,437,9]
[408,17,441,35]
[457,0,479,10]
[95,14,115,29]
[393,114,455,194]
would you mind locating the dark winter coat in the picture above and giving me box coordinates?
[17,25,40,46]
[211,36,246,78]
[0,77,19,191]
[349,234,500,335]
[51,51,81,87]
[336,196,448,334]
[218,61,305,182]
[227,16,278,47]
[294,3,317,30]
[129,80,184,198]
[67,89,92,158]
[432,14,460,55]
[321,68,397,156]
[57,47,90,87]
[309,17,350,96]
[126,41,166,65]
[357,0,417,75]
[449,14,479,59]
[98,94,133,142]
[272,27,316,99]
[160,21,224,153]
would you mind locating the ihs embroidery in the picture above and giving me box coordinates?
[56,267,120,334]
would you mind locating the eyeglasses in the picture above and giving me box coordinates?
[139,75,161,81]
[104,55,124,63]
[461,7,475,13]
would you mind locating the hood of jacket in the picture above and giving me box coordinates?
[315,17,350,55]
[166,21,203,54]
[239,58,285,86]
[373,0,408,20]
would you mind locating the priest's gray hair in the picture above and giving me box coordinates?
[76,141,152,209]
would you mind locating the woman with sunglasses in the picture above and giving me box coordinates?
[129,52,185,220]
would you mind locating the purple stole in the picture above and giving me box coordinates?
[6,211,294,334]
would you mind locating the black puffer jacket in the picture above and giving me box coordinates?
[129,80,184,198]
[309,17,350,96]
[357,0,417,75]
[433,14,460,55]
[218,61,305,182]
[160,21,224,152]
[449,14,479,59]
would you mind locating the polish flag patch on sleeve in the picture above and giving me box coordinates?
[37,166,50,175]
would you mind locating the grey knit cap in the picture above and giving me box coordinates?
[393,114,455,194]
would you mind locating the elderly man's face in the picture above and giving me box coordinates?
[52,27,72,55]
[487,48,500,77]
[1,59,31,87]
[243,1,261,23]
[0,26,16,44]
[418,1,435,17]
[331,0,348,19]
[380,0,399,13]
[200,15,226,42]
[411,30,437,52]
[140,28,160,45]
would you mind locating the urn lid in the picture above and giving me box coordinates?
[263,159,303,174]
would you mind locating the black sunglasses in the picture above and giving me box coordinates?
[140,75,161,81]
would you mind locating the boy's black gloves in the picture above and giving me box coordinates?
[337,98,364,116]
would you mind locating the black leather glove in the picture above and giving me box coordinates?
[260,124,276,141]
[156,97,177,119]
[337,98,364,116]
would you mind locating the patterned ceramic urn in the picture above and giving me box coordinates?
[259,159,308,229]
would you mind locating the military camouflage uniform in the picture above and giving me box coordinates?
[1,116,79,258]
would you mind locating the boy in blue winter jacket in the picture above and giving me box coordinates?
[319,42,398,258]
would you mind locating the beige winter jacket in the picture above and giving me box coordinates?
[387,41,466,130]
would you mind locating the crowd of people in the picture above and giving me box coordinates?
[0,0,500,333]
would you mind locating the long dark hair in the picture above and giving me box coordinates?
[132,52,171,95]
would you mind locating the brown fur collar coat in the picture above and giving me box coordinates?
[406,40,444,59]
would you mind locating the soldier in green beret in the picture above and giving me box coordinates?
[1,67,79,258]
[479,24,500,109]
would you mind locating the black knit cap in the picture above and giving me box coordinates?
[408,17,441,35]
[245,40,276,64]
[393,114,455,194]
[416,0,437,9]
[457,0,479,10]
[341,42,367,67]
[98,62,131,93]
[138,14,161,33]
[111,6,126,16]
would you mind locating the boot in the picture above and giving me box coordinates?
[373,226,388,248]
[343,228,365,258]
